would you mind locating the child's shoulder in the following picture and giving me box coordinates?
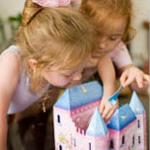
[0,45,21,102]
[0,45,21,61]
[0,45,21,71]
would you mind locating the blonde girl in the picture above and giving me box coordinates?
[35,1,120,124]
[0,0,95,149]
[80,0,149,120]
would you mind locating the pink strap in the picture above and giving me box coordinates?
[33,0,71,7]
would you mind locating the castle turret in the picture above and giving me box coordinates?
[129,91,147,150]
[130,91,145,114]
[107,104,137,150]
[86,108,109,150]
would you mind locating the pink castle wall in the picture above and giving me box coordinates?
[54,101,109,150]
[108,120,137,150]
[71,101,100,131]
[54,107,77,150]
[54,105,109,150]
[71,131,109,150]
[136,112,147,150]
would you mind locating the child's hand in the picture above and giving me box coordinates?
[120,66,149,89]
[130,80,149,93]
[99,99,119,122]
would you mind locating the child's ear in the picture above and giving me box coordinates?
[28,59,37,69]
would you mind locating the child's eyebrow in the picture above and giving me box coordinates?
[60,70,75,75]
[61,68,83,76]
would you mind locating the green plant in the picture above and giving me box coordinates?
[0,13,22,52]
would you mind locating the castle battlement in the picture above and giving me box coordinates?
[76,128,85,135]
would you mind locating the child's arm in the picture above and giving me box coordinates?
[110,42,149,92]
[98,54,118,122]
[0,51,20,150]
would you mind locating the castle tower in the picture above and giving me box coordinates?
[107,104,137,150]
[86,108,109,150]
[54,89,77,150]
[53,81,103,150]
[129,91,147,150]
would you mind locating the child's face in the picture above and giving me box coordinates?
[42,65,84,88]
[93,18,127,58]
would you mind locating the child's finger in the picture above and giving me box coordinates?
[144,74,150,84]
[105,108,116,122]
[121,76,134,87]
[102,107,109,120]
[144,80,149,85]
[120,73,128,86]
[141,81,149,90]
[99,103,105,114]
[135,74,144,88]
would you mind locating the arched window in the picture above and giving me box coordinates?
[89,143,91,150]
[110,140,114,149]
[132,136,135,147]
[122,136,125,144]
[138,136,141,144]
[73,139,76,147]
[121,135,125,147]
[138,120,140,128]
[59,145,62,150]
[57,115,61,123]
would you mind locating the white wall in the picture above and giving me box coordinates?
[131,0,150,66]
[0,0,25,40]
[0,0,25,19]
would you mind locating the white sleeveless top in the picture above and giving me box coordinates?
[0,45,50,114]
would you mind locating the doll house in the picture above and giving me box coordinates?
[53,81,147,150]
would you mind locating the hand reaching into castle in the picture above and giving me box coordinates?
[99,98,119,122]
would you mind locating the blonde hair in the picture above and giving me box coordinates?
[80,0,136,43]
[16,0,95,92]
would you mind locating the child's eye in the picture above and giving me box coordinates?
[64,75,71,77]
[110,36,118,41]
[64,74,73,78]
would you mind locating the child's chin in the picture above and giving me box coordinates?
[58,83,70,88]
[50,83,68,88]
[62,83,74,88]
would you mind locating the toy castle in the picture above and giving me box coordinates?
[53,81,147,150]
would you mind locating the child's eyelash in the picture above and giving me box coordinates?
[110,36,119,40]
[65,75,71,77]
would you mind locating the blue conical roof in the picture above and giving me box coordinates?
[86,108,108,137]
[107,104,136,130]
[129,91,145,114]
[54,81,103,110]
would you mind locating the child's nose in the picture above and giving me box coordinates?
[99,42,107,49]
[72,73,82,81]
[99,38,107,49]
